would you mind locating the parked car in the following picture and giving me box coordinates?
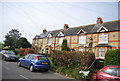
[0,50,18,61]
[96,65,120,81]
[17,54,50,72]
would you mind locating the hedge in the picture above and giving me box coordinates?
[18,48,35,56]
[104,49,120,66]
[52,50,95,70]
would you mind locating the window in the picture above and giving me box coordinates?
[24,55,30,59]
[48,38,52,44]
[79,36,86,44]
[59,38,64,44]
[99,33,108,44]
[99,48,105,57]
[79,48,83,52]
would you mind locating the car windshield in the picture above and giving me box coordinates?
[38,56,48,61]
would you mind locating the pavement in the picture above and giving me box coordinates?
[1,60,78,81]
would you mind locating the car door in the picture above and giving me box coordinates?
[20,55,30,67]
[24,55,34,68]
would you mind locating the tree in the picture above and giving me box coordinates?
[0,42,4,51]
[4,29,21,49]
[15,37,31,49]
[61,39,70,51]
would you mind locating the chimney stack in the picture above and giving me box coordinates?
[64,24,69,29]
[42,29,47,34]
[96,17,103,24]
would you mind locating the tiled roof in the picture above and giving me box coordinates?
[34,20,120,39]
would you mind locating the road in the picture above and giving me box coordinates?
[1,60,78,81]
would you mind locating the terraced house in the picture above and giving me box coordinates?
[32,18,120,58]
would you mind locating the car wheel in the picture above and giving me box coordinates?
[30,65,34,72]
[17,61,21,67]
[3,56,6,61]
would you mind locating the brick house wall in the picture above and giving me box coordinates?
[32,18,120,58]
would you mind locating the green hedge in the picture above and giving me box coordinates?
[104,49,120,66]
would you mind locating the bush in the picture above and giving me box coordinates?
[104,49,120,66]
[24,48,35,54]
[52,50,95,70]
[18,48,35,56]
[18,48,25,56]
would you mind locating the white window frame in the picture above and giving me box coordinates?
[99,33,108,44]
[48,38,52,45]
[59,37,64,44]
[78,36,86,44]
[99,48,105,57]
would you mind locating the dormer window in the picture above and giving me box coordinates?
[57,32,64,37]
[77,29,86,35]
[47,33,52,37]
[97,26,108,32]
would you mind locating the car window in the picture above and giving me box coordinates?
[24,55,30,59]
[102,68,120,77]
[1,50,6,53]
[28,55,34,60]
[38,56,48,61]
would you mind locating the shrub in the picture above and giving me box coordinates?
[104,49,120,66]
[52,50,95,70]
[18,48,35,56]
[18,48,25,56]
[61,39,70,51]
[24,48,35,54]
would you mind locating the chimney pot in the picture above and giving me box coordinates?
[97,17,103,24]
[43,29,47,33]
[64,24,69,29]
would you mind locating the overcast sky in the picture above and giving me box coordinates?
[0,0,119,43]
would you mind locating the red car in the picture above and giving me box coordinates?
[96,65,120,81]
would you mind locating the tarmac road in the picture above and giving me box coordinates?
[1,60,78,81]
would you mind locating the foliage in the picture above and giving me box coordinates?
[18,48,25,56]
[15,37,31,49]
[0,42,4,51]
[104,49,120,66]
[18,48,35,56]
[52,50,95,70]
[61,39,70,51]
[24,48,35,54]
[50,51,95,80]
[4,29,21,50]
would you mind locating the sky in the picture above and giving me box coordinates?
[0,0,119,44]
